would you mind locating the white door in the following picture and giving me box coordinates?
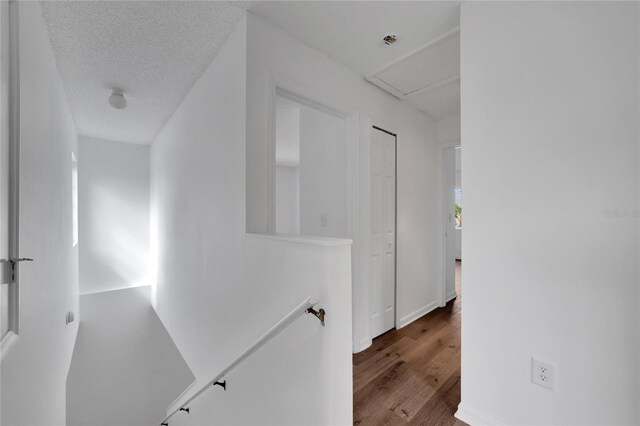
[1,0,20,357]
[0,0,10,342]
[370,127,396,338]
[443,147,456,303]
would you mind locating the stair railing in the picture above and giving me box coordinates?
[160,296,326,425]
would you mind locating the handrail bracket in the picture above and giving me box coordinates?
[306,307,325,326]
[161,297,323,424]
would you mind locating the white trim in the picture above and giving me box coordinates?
[365,28,460,100]
[455,403,504,426]
[266,72,359,241]
[364,75,404,99]
[0,330,18,360]
[368,27,460,78]
[396,300,438,329]
[246,232,352,247]
[405,74,460,98]
[1,0,20,359]
[352,337,372,354]
[445,291,457,303]
[79,284,152,297]
[440,140,461,307]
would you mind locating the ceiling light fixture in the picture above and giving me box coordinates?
[108,88,127,110]
[383,34,398,46]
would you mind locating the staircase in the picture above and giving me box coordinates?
[66,286,195,426]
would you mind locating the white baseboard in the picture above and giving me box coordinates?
[353,338,372,354]
[396,301,439,329]
[455,403,504,426]
[445,290,457,303]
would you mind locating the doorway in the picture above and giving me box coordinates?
[273,91,349,238]
[443,145,461,304]
[369,126,397,339]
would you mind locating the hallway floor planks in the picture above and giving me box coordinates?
[353,261,464,426]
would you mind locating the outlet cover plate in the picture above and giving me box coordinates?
[531,357,555,390]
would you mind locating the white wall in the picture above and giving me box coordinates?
[78,136,150,294]
[1,2,79,424]
[437,114,460,145]
[275,166,299,234]
[167,236,352,426]
[245,12,440,351]
[151,15,352,425]
[275,95,300,167]
[299,106,348,238]
[274,96,349,238]
[67,286,194,426]
[458,2,639,425]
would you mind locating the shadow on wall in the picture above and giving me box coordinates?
[84,184,150,287]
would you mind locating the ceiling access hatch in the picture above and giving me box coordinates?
[366,29,459,99]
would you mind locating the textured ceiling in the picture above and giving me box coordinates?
[42,1,460,144]
[41,1,246,144]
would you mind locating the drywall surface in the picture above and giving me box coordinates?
[274,97,349,238]
[166,237,352,426]
[458,2,639,425]
[437,114,460,144]
[78,136,150,294]
[67,286,194,426]
[298,106,348,238]
[275,166,299,234]
[245,12,439,351]
[0,2,79,425]
[151,15,352,425]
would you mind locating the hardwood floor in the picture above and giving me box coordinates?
[353,260,465,426]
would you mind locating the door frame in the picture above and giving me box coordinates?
[368,124,398,340]
[1,0,21,360]
[266,73,359,240]
[440,140,460,307]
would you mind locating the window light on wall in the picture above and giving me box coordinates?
[72,151,78,247]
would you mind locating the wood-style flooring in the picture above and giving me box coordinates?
[353,260,466,426]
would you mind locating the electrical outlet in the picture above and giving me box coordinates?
[531,358,555,390]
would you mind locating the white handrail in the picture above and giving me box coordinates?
[160,296,323,425]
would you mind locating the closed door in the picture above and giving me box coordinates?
[370,127,396,338]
